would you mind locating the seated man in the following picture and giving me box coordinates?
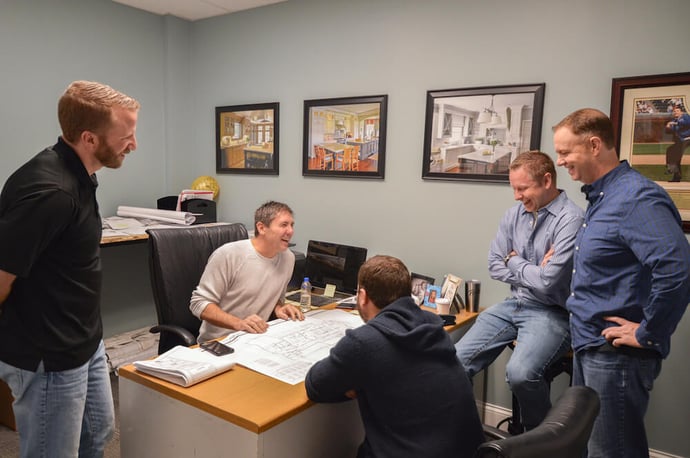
[306,255,484,458]
[190,200,303,342]
[455,151,584,431]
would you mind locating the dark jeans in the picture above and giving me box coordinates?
[573,344,661,458]
[665,138,690,180]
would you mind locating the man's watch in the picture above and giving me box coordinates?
[504,252,515,266]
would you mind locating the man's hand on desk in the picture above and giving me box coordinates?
[274,303,305,322]
[237,314,270,333]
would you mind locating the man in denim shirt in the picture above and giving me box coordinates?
[554,108,690,458]
[455,151,583,431]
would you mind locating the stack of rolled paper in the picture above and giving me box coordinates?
[116,206,196,225]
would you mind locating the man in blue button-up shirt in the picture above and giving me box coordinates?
[554,108,690,458]
[455,151,583,431]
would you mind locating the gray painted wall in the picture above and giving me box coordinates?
[1,0,689,454]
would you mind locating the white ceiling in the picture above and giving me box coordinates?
[112,0,287,21]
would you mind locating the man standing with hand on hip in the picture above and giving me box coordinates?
[553,108,690,457]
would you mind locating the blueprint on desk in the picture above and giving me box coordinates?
[220,309,363,385]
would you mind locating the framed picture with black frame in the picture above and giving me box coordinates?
[610,72,690,232]
[422,83,545,183]
[215,102,279,175]
[303,95,387,179]
[411,272,435,306]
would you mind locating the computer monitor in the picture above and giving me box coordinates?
[304,240,368,295]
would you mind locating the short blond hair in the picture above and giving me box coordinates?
[58,80,140,142]
[510,151,557,185]
[552,108,615,149]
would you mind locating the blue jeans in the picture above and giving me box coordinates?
[573,346,661,458]
[0,340,115,458]
[455,298,571,430]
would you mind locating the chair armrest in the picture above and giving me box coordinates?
[474,386,599,458]
[149,324,196,347]
[483,424,510,441]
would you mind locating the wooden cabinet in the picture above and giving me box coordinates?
[224,145,245,168]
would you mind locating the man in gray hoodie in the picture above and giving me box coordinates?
[305,255,484,458]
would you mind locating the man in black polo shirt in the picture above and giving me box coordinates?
[0,81,139,457]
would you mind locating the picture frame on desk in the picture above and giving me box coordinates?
[423,285,442,310]
[215,102,279,175]
[441,274,462,302]
[411,272,435,306]
[610,72,690,232]
[422,83,545,183]
[303,95,388,179]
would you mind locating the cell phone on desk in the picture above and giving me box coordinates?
[200,340,234,356]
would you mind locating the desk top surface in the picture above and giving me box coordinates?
[101,232,148,246]
[118,308,477,434]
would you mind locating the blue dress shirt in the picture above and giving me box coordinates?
[568,161,690,358]
[489,190,584,308]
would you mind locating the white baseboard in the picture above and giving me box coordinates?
[649,451,683,458]
[475,401,679,458]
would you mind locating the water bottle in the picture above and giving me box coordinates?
[299,277,312,313]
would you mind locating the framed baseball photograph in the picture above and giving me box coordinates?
[610,72,690,232]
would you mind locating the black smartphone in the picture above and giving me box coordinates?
[200,340,234,356]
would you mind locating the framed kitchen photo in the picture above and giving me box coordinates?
[303,95,387,179]
[422,83,546,183]
[610,72,690,232]
[215,102,279,175]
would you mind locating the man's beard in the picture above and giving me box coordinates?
[95,137,127,169]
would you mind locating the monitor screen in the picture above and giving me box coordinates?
[304,240,368,295]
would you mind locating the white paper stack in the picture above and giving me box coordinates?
[176,189,214,211]
[116,206,196,225]
[134,345,235,387]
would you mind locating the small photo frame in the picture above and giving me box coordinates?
[411,273,435,305]
[441,274,463,301]
[303,95,388,179]
[424,285,442,309]
[422,83,545,183]
[215,102,279,175]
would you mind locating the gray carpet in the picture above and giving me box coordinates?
[0,372,121,457]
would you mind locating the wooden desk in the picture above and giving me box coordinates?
[100,221,231,247]
[101,232,149,246]
[118,309,477,457]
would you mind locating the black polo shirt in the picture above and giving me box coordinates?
[0,138,103,371]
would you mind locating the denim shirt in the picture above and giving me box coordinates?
[670,112,690,140]
[489,190,584,308]
[568,161,690,358]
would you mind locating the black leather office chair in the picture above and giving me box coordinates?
[147,223,249,354]
[475,386,599,458]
